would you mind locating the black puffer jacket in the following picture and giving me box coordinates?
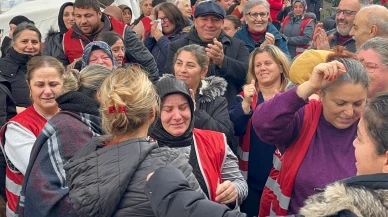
[64,136,200,217]
[145,166,248,217]
[164,27,249,108]
[0,48,33,107]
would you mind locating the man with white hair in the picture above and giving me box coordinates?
[349,5,388,49]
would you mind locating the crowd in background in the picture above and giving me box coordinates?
[0,0,388,216]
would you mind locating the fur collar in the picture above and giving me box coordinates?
[299,181,388,217]
[159,74,227,104]
[181,26,192,33]
[46,27,59,37]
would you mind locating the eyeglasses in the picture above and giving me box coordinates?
[362,62,386,73]
[158,16,169,23]
[335,9,358,17]
[246,12,269,20]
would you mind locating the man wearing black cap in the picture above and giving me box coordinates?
[1,15,34,58]
[163,1,249,108]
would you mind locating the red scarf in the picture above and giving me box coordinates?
[337,34,353,45]
[248,27,266,42]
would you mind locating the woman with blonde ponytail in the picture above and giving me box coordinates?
[17,65,111,217]
[64,68,200,217]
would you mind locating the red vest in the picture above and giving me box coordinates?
[193,128,227,201]
[142,16,152,39]
[63,16,126,63]
[259,100,322,217]
[236,92,258,180]
[0,106,47,216]
[282,16,314,56]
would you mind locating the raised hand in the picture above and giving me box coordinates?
[260,33,275,48]
[150,21,163,41]
[297,60,346,100]
[313,25,333,50]
[205,38,225,68]
[309,60,346,90]
[243,79,256,103]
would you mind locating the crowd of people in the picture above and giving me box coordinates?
[0,0,387,216]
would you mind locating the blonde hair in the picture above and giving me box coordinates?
[246,45,290,92]
[99,67,160,139]
[61,65,112,99]
[62,69,81,94]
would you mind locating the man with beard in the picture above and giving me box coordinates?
[349,5,388,49]
[59,0,159,82]
[312,0,367,52]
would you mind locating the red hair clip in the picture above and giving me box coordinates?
[108,106,115,114]
[118,106,126,113]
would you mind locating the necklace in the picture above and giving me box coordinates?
[262,93,275,100]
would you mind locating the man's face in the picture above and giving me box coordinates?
[74,7,102,35]
[336,0,360,36]
[194,15,224,43]
[357,48,388,98]
[349,9,372,49]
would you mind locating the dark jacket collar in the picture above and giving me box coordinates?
[327,28,356,52]
[9,47,35,65]
[185,26,231,46]
[342,173,388,190]
[56,91,100,116]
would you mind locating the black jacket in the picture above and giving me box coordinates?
[0,75,16,129]
[0,48,33,107]
[65,137,200,217]
[299,174,388,217]
[42,29,68,62]
[327,28,356,53]
[145,166,247,217]
[0,75,16,200]
[163,27,249,108]
[0,36,11,58]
